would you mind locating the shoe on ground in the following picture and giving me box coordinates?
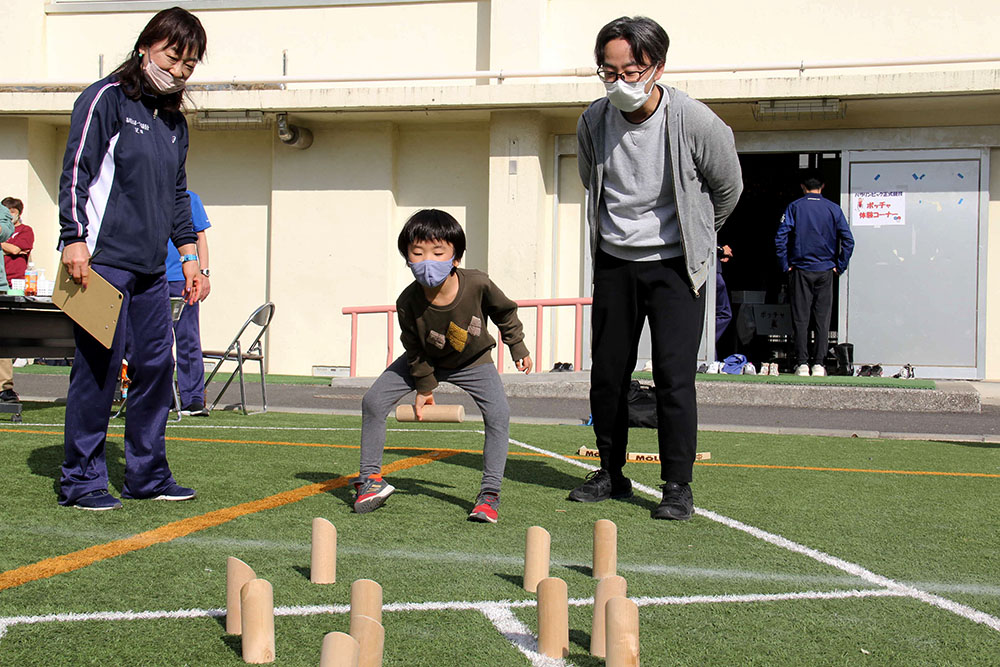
[811,364,826,377]
[72,490,122,511]
[152,483,197,501]
[568,469,633,502]
[13,358,28,368]
[706,361,721,374]
[0,388,20,403]
[179,402,209,416]
[353,475,395,514]
[768,362,780,376]
[642,360,653,372]
[742,363,757,375]
[651,481,693,521]
[794,364,810,377]
[468,491,500,523]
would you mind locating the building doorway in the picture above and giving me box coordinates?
[714,151,843,371]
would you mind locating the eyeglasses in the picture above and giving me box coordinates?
[596,64,654,84]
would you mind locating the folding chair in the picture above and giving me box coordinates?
[114,297,186,422]
[203,302,275,415]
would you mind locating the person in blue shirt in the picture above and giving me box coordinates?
[775,171,855,377]
[166,191,212,415]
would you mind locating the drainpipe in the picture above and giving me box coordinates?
[276,113,313,150]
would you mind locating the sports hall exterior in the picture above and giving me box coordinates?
[1,0,998,378]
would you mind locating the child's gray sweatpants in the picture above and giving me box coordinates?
[359,354,510,494]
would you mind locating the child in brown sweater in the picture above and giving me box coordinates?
[355,209,532,522]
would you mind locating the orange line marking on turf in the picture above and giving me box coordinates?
[0,450,455,592]
[5,429,996,479]
[691,462,1000,478]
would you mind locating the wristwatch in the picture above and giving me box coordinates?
[200,268,211,277]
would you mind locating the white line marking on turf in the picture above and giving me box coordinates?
[508,436,1000,634]
[0,588,907,646]
[16,526,1000,598]
[480,604,568,667]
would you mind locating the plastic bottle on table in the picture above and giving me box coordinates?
[24,262,37,296]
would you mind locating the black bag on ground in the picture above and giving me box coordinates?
[627,380,657,428]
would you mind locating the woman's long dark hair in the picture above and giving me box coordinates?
[112,6,207,112]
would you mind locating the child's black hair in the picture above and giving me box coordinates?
[397,209,466,261]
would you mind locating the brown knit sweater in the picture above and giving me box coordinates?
[396,268,529,392]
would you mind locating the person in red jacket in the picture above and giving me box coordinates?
[1,197,33,281]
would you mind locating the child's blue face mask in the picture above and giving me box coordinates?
[408,256,454,288]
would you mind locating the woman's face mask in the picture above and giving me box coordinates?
[408,256,455,288]
[143,56,187,95]
[604,67,656,113]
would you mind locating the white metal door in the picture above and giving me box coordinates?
[841,149,988,378]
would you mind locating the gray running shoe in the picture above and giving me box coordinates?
[353,475,395,514]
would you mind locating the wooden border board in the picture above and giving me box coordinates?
[577,446,710,463]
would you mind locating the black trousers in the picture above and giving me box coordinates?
[590,251,705,483]
[789,268,834,366]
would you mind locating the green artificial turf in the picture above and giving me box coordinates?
[1,406,997,665]
[632,370,936,390]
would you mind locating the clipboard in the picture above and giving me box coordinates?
[50,263,124,349]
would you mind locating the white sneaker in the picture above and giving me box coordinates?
[811,364,826,377]
[743,363,757,375]
[707,361,721,374]
[12,358,28,368]
[794,364,810,376]
[769,363,780,376]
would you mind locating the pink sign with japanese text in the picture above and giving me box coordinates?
[852,191,905,226]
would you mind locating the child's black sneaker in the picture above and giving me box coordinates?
[568,469,632,502]
[651,481,693,521]
[353,475,395,514]
[468,491,500,523]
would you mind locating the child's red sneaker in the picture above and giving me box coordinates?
[353,475,395,514]
[468,491,500,523]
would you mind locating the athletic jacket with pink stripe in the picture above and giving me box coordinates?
[58,74,196,274]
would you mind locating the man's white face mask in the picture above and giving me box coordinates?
[604,67,656,113]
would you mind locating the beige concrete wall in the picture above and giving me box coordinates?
[544,0,1000,69]
[185,130,273,362]
[0,2,46,81]
[42,1,486,83]
[25,120,61,281]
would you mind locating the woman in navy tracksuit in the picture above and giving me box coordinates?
[57,8,207,511]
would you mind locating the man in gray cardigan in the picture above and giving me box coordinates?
[571,16,743,520]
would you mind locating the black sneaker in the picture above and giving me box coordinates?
[568,469,633,502]
[179,402,208,416]
[651,481,693,521]
[71,490,123,511]
[0,388,19,403]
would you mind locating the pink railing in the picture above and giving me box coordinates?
[342,297,592,377]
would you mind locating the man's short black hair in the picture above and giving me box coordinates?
[397,209,466,261]
[800,170,824,190]
[594,16,669,68]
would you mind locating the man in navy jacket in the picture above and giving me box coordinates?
[775,171,855,377]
